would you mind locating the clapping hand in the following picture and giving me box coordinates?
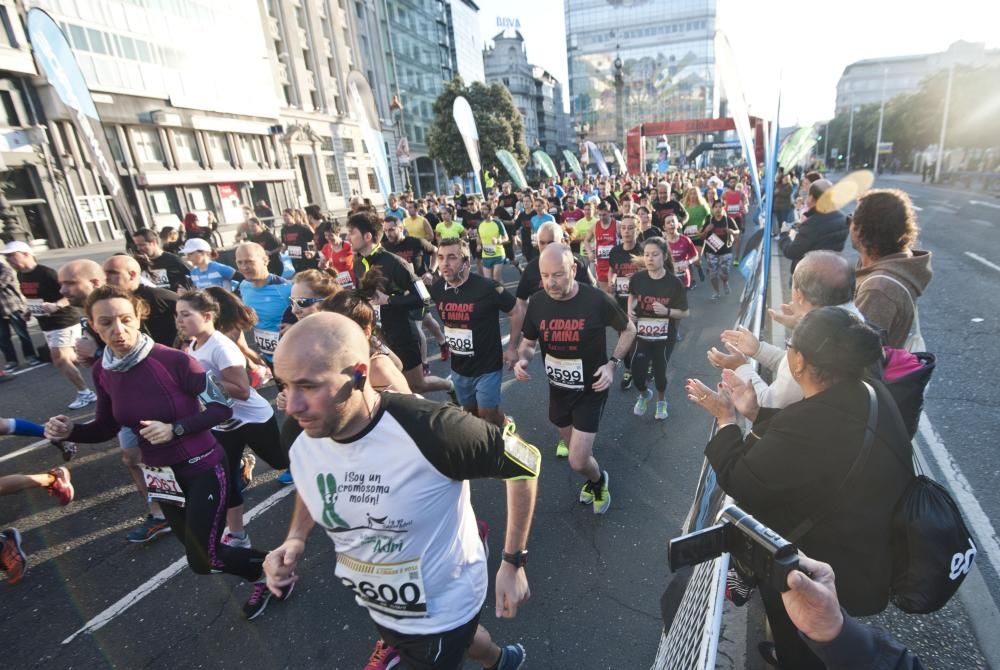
[685,378,737,425]
[768,302,803,330]
[720,326,759,357]
[719,369,759,422]
[707,345,747,371]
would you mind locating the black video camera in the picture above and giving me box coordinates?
[668,505,799,593]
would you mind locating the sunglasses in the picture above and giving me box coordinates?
[290,297,325,309]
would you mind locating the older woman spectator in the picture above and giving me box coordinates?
[851,189,932,349]
[687,307,914,669]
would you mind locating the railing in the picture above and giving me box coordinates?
[650,208,772,670]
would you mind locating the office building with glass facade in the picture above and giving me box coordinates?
[565,0,717,151]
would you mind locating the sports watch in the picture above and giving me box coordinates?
[502,550,528,569]
[609,356,623,369]
[172,423,186,438]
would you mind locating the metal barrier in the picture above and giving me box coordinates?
[651,218,771,670]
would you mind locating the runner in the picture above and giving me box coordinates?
[349,211,456,397]
[680,187,710,285]
[176,290,289,551]
[45,285,290,620]
[382,216,449,375]
[235,242,292,366]
[458,197,485,276]
[384,193,407,221]
[429,238,516,427]
[281,208,319,273]
[243,217,285,277]
[131,229,192,292]
[702,200,741,299]
[496,183,520,266]
[607,215,642,390]
[2,241,96,409]
[573,200,599,258]
[628,237,690,420]
[514,244,635,511]
[477,200,510,283]
[318,222,355,289]
[0,252,38,372]
[183,238,236,291]
[583,204,618,292]
[435,205,465,244]
[516,194,537,264]
[663,214,700,290]
[651,182,688,232]
[402,199,434,242]
[266,313,537,670]
[721,176,748,264]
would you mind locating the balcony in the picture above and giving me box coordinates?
[268,16,281,40]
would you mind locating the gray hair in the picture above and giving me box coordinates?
[793,250,854,307]
[537,221,564,242]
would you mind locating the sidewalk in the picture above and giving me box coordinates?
[875,171,1000,199]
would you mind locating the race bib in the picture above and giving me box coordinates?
[141,465,184,507]
[726,203,742,215]
[254,328,280,355]
[544,354,584,390]
[337,271,354,289]
[597,244,613,260]
[149,268,169,288]
[614,276,630,296]
[335,554,427,618]
[704,234,725,252]
[531,232,538,247]
[26,299,46,316]
[683,225,700,237]
[287,245,303,259]
[482,244,497,256]
[637,317,671,340]
[674,259,689,272]
[444,325,474,357]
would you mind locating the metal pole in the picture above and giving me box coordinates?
[874,67,887,174]
[823,121,829,164]
[845,105,855,172]
[934,64,955,184]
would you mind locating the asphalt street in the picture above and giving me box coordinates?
[0,257,738,669]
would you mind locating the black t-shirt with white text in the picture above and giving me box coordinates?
[636,226,664,244]
[628,270,688,342]
[383,237,436,276]
[430,274,515,377]
[149,252,192,292]
[281,223,318,271]
[522,283,628,392]
[652,199,688,228]
[17,264,79,331]
[355,247,423,340]
[515,255,594,301]
[607,244,641,307]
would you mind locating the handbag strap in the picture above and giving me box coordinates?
[788,382,879,542]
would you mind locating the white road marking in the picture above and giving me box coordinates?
[971,219,995,227]
[916,413,1000,586]
[9,362,50,376]
[970,200,1000,211]
[61,483,296,644]
[965,252,1000,274]
[911,205,923,211]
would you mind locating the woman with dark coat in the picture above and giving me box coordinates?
[687,307,914,669]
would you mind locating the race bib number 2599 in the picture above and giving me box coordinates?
[544,355,584,390]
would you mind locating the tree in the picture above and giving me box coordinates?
[427,77,529,181]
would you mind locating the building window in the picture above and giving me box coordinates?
[0,90,20,127]
[103,126,125,165]
[323,156,341,194]
[132,127,165,164]
[206,133,232,165]
[0,6,19,48]
[238,135,261,166]
[343,137,357,153]
[347,167,361,195]
[367,169,378,192]
[173,129,200,164]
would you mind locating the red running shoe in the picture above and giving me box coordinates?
[0,528,27,584]
[363,639,400,670]
[46,467,74,506]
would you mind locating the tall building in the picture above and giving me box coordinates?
[446,0,484,85]
[835,41,1000,115]
[483,30,569,157]
[565,0,717,150]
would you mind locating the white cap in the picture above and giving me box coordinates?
[0,241,32,255]
[181,238,212,254]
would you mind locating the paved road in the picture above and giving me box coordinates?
[0,259,742,669]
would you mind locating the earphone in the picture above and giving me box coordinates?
[352,363,368,391]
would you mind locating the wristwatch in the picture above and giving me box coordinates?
[502,550,528,569]
[172,423,186,438]
[608,356,622,369]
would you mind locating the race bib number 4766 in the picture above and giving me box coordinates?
[335,554,427,618]
[544,355,584,390]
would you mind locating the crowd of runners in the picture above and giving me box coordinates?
[0,165,853,669]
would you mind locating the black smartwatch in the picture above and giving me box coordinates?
[502,550,528,569]
[609,356,622,369]
[172,423,186,438]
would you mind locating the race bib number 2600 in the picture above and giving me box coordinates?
[335,554,427,618]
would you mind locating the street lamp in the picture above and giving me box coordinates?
[846,104,857,172]
[874,67,888,174]
[613,47,624,147]
[389,95,411,191]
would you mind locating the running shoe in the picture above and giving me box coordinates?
[619,369,632,391]
[240,453,257,491]
[25,356,44,367]
[422,362,431,377]
[222,530,252,549]
[127,515,171,543]
[0,528,27,585]
[46,467,74,506]
[497,643,526,670]
[555,439,568,458]
[592,471,611,515]
[724,284,731,296]
[0,371,13,383]
[633,389,652,416]
[68,389,97,409]
[242,578,294,621]
[363,639,401,670]
[2,361,17,373]
[276,470,294,485]
[579,479,594,505]
[439,341,450,362]
[711,293,721,301]
[655,401,669,421]
[733,258,740,267]
[51,441,77,462]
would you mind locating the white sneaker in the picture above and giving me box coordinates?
[68,390,97,410]
[222,529,252,549]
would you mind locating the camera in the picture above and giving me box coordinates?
[667,505,799,593]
